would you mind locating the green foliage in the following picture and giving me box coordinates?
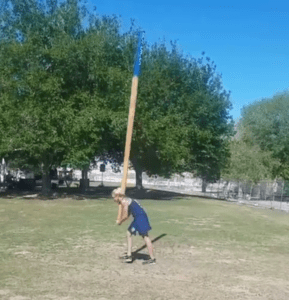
[109,42,234,182]
[0,0,86,42]
[0,0,234,192]
[0,0,106,192]
[222,141,280,184]
[240,92,289,180]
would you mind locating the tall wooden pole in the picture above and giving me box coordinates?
[120,32,143,195]
[117,32,143,224]
[120,76,139,195]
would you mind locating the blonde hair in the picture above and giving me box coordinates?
[111,187,125,198]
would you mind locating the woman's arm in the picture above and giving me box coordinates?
[116,199,129,225]
[116,203,123,224]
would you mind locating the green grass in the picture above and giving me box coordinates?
[149,198,289,253]
[1,196,288,262]
[0,196,289,299]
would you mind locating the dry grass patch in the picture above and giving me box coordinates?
[0,196,289,299]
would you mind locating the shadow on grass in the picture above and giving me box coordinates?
[0,186,195,201]
[132,234,167,262]
[0,184,232,203]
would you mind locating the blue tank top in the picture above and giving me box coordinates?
[128,199,146,218]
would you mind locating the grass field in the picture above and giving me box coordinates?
[0,191,289,300]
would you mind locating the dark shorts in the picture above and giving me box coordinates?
[128,215,152,236]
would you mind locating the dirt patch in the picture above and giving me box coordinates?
[0,290,10,296]
[1,194,288,300]
[2,239,288,300]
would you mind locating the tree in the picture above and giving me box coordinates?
[1,1,234,193]
[107,43,234,189]
[222,141,279,184]
[0,1,142,193]
[240,92,289,180]
[0,0,113,193]
[221,140,280,199]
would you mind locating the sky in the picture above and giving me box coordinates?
[86,0,289,121]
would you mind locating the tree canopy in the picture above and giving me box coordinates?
[0,0,234,193]
[104,42,234,189]
[239,92,289,180]
[222,140,280,184]
[0,0,125,192]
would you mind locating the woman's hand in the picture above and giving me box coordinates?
[115,198,129,225]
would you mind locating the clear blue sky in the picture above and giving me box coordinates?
[87,0,289,121]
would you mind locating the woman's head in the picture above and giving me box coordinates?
[112,188,125,202]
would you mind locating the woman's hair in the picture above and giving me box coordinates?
[111,187,125,198]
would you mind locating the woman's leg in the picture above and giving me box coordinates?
[127,230,132,257]
[143,235,155,260]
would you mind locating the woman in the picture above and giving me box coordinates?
[112,188,156,264]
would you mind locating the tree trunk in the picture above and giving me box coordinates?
[202,178,207,193]
[41,154,53,195]
[42,168,51,195]
[280,181,285,209]
[80,168,89,193]
[131,158,143,190]
[237,181,242,199]
[257,183,261,200]
[135,165,143,190]
[82,169,87,180]
[249,182,253,201]
[224,181,230,199]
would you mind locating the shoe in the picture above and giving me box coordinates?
[142,258,156,265]
[124,256,133,263]
[119,253,129,260]
[119,254,133,263]
[123,255,133,264]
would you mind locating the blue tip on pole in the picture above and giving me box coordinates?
[133,32,144,77]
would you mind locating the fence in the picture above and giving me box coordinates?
[204,179,289,202]
[72,170,289,203]
[140,173,289,203]
[2,163,289,209]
